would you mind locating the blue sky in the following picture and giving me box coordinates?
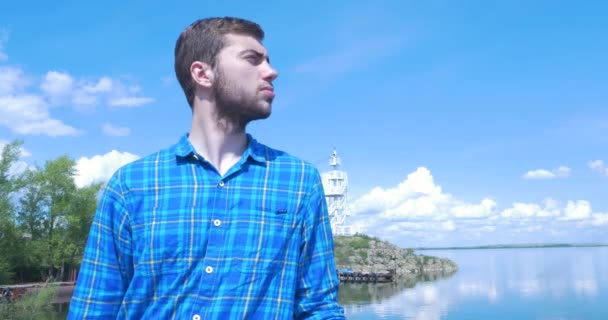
[1,1,607,247]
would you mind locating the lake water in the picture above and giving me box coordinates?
[340,247,608,320]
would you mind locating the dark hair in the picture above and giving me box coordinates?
[174,17,265,108]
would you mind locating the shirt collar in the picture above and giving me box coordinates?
[245,134,267,164]
[173,133,196,158]
[173,133,266,165]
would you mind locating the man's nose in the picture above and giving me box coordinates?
[262,63,278,82]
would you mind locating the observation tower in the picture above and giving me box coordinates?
[321,149,358,236]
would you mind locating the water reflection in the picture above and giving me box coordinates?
[340,247,608,320]
[342,281,453,320]
[340,279,416,304]
[340,271,456,320]
[340,271,456,305]
[435,247,605,300]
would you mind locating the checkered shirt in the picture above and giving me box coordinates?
[68,134,344,319]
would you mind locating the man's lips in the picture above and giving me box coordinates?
[260,86,275,98]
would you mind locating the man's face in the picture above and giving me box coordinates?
[211,34,278,129]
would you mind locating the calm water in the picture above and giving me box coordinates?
[340,247,608,320]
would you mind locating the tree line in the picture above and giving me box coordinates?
[0,141,102,284]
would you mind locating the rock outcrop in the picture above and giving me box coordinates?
[334,234,457,277]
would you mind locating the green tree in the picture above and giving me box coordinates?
[0,141,25,284]
[15,154,101,282]
[40,156,77,280]
[60,182,102,280]
[1,140,102,284]
[15,170,49,282]
[18,170,48,240]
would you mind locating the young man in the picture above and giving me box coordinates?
[68,17,344,319]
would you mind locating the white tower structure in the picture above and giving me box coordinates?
[321,149,357,236]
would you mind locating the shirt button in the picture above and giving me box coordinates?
[205,266,213,274]
[192,315,201,320]
[213,219,221,227]
[218,180,225,187]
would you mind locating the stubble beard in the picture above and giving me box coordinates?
[212,68,273,132]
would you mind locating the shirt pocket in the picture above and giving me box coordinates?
[137,246,192,276]
[230,200,301,274]
[133,207,201,277]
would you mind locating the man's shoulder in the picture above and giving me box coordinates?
[256,142,318,175]
[119,145,176,172]
[107,142,180,187]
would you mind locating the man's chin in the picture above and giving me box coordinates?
[241,109,271,127]
[253,110,271,121]
[256,102,272,118]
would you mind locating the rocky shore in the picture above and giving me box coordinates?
[334,234,458,277]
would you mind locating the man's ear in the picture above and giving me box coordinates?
[190,61,214,89]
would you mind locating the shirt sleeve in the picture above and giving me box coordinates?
[294,170,345,320]
[68,172,134,319]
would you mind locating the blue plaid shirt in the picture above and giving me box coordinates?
[68,134,344,319]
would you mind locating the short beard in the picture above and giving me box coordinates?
[212,68,272,132]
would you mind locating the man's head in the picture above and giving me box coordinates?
[175,17,278,129]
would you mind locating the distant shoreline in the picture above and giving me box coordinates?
[415,243,608,250]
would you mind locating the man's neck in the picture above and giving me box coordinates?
[188,103,248,176]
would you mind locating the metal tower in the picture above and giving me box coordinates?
[321,149,356,236]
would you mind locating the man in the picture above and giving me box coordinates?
[68,17,344,319]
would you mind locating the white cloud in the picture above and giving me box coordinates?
[523,169,554,179]
[20,148,31,157]
[561,200,592,221]
[380,195,443,219]
[0,95,80,136]
[84,77,113,93]
[74,150,139,188]
[385,221,429,232]
[350,167,498,221]
[342,166,607,247]
[590,213,608,226]
[70,76,153,109]
[108,97,154,107]
[41,71,74,99]
[588,160,608,176]
[450,199,497,219]
[441,220,456,231]
[498,199,597,222]
[71,77,113,109]
[0,69,153,135]
[501,203,544,218]
[101,123,131,137]
[588,160,603,171]
[0,66,27,95]
[539,198,561,217]
[500,198,561,219]
[523,166,571,179]
[555,166,571,177]
[351,167,446,215]
[3,68,153,112]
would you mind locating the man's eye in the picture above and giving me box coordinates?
[245,56,261,64]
